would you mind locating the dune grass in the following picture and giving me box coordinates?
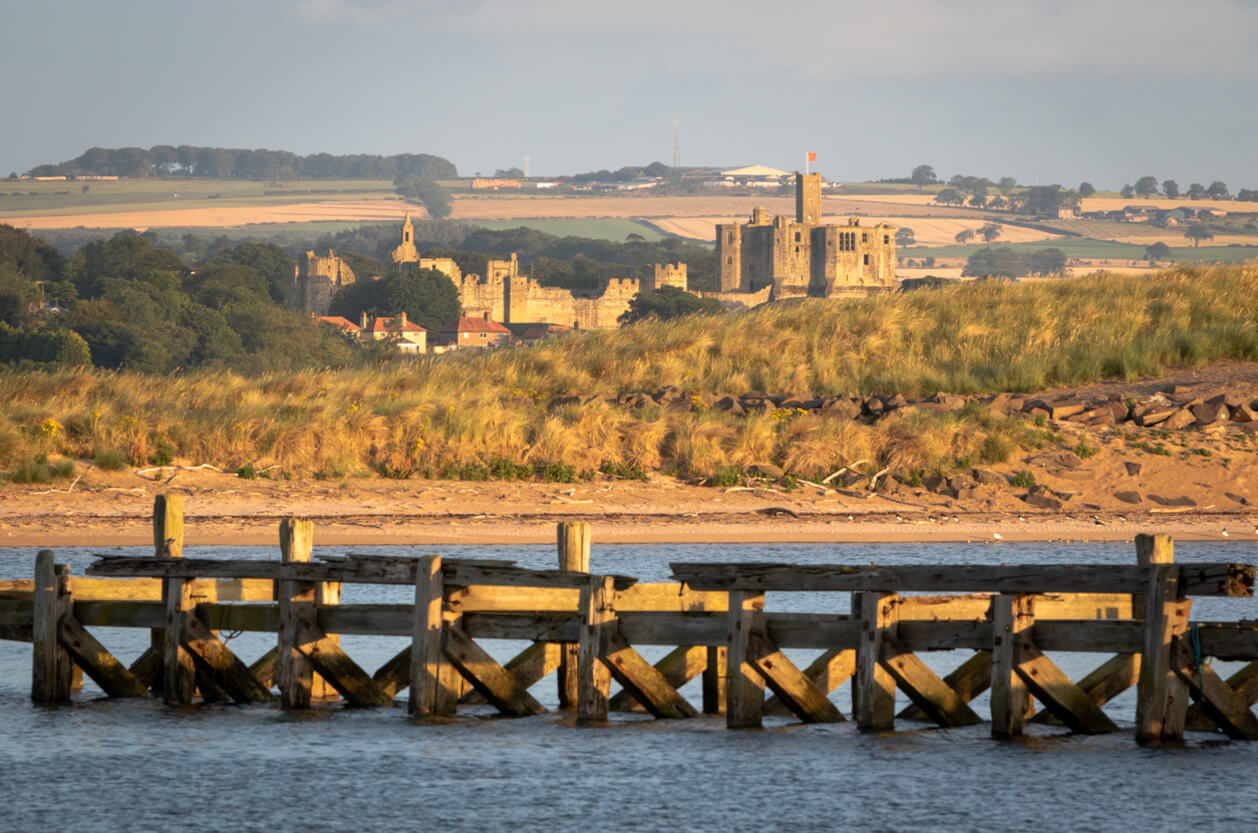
[2,264,1255,485]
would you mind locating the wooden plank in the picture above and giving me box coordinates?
[277,518,316,709]
[855,592,897,730]
[56,577,272,602]
[293,619,394,707]
[441,625,545,716]
[373,646,411,698]
[0,598,33,629]
[1032,654,1139,725]
[557,520,590,710]
[312,575,343,700]
[726,590,766,729]
[896,594,991,622]
[130,646,160,690]
[56,613,150,698]
[611,645,706,713]
[618,583,727,612]
[900,650,991,721]
[464,641,561,705]
[250,646,278,691]
[1035,593,1134,620]
[601,630,698,719]
[410,554,454,717]
[1030,620,1143,654]
[880,633,981,727]
[1173,652,1258,740]
[462,612,578,642]
[748,629,842,723]
[991,593,1032,737]
[447,586,579,613]
[577,574,615,724]
[703,646,726,714]
[768,648,855,717]
[178,611,275,703]
[1136,534,1193,742]
[1014,640,1118,734]
[669,562,1253,597]
[1194,624,1258,660]
[73,601,166,629]
[88,555,636,590]
[162,571,196,704]
[32,551,74,702]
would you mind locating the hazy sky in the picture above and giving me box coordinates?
[4,0,1256,188]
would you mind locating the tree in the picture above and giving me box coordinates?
[395,176,452,219]
[909,165,937,188]
[206,242,295,304]
[494,167,524,178]
[1078,182,1096,197]
[1120,184,1135,199]
[1029,248,1067,276]
[1145,241,1173,263]
[1187,182,1207,200]
[1134,176,1159,198]
[997,176,1018,195]
[979,222,1002,243]
[329,267,461,333]
[1019,185,1079,216]
[934,187,965,206]
[1183,223,1214,247]
[618,286,725,325]
[954,228,976,244]
[895,227,916,246]
[1162,179,1179,199]
[963,247,1025,278]
[1207,180,1230,199]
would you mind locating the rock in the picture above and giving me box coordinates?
[655,385,685,404]
[1147,494,1197,507]
[928,392,968,410]
[921,474,949,494]
[822,398,861,419]
[1108,400,1132,422]
[1029,450,1083,470]
[1190,401,1229,425]
[1074,407,1114,426]
[1135,407,1177,427]
[864,396,885,417]
[971,468,1007,485]
[1050,467,1095,482]
[777,396,808,410]
[1230,404,1257,423]
[948,474,978,492]
[745,463,784,479]
[714,396,744,415]
[799,398,826,411]
[1161,408,1196,430]
[1048,399,1087,420]
[883,393,909,410]
[1113,490,1142,504]
[1124,461,1142,476]
[1225,491,1251,505]
[1024,491,1063,510]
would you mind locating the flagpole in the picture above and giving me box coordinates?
[805,151,810,176]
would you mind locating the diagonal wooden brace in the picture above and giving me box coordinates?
[294,618,394,707]
[601,630,698,719]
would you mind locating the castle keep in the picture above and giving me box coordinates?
[715,173,896,297]
[290,250,356,315]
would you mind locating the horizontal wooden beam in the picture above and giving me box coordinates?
[0,599,33,631]
[671,563,1254,597]
[89,556,636,590]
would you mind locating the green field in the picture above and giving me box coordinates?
[472,218,667,242]
[0,178,395,215]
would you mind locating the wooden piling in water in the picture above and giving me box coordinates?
[410,554,455,717]
[577,574,614,724]
[557,521,590,710]
[31,551,73,703]
[725,590,765,728]
[277,518,316,709]
[855,592,897,730]
[155,496,196,705]
[1135,534,1191,742]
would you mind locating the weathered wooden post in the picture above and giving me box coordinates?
[155,495,196,704]
[702,646,727,714]
[725,590,765,728]
[277,518,316,709]
[855,592,898,730]
[557,520,591,710]
[991,593,1033,737]
[313,575,343,700]
[577,574,614,724]
[410,554,456,717]
[1135,533,1191,742]
[31,550,73,702]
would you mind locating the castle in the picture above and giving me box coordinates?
[716,173,896,296]
[290,250,356,314]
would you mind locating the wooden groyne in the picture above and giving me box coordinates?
[2,495,1257,744]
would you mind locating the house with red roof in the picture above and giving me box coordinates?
[358,311,427,354]
[439,313,512,349]
[316,315,362,335]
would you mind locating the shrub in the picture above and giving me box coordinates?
[1011,469,1036,489]
[92,448,128,471]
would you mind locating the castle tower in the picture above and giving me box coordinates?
[796,172,822,226]
[715,223,742,292]
[391,212,420,264]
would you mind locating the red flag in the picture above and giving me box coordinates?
[807,152,817,162]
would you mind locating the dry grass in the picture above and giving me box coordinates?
[2,264,1255,485]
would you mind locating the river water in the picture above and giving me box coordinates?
[1,541,1255,832]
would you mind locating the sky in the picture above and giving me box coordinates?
[3,0,1257,189]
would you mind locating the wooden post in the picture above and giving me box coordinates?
[855,592,897,730]
[702,646,727,714]
[557,520,590,710]
[277,518,316,709]
[155,495,194,704]
[991,593,1033,737]
[312,577,343,700]
[410,554,455,717]
[577,573,613,724]
[725,590,765,728]
[1136,534,1192,742]
[31,551,73,702]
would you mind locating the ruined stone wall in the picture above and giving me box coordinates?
[504,276,640,329]
[456,273,506,322]
[290,251,356,315]
[697,286,774,312]
[646,263,687,292]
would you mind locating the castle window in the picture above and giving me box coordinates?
[726,256,733,264]
[795,231,801,242]
[884,235,890,244]
[862,233,868,243]
[863,254,870,265]
[728,232,735,243]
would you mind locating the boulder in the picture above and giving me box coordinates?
[1113,490,1142,504]
[928,392,968,410]
[1123,461,1142,476]
[1230,404,1257,423]
[1147,494,1197,507]
[822,398,861,419]
[1023,490,1063,510]
[1048,400,1087,420]
[1161,408,1196,430]
[745,463,784,479]
[971,468,1007,485]
[1190,401,1229,426]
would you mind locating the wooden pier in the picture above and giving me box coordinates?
[2,494,1257,744]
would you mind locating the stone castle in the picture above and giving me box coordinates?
[716,173,896,296]
[291,178,895,327]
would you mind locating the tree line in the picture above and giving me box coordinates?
[23,146,456,181]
